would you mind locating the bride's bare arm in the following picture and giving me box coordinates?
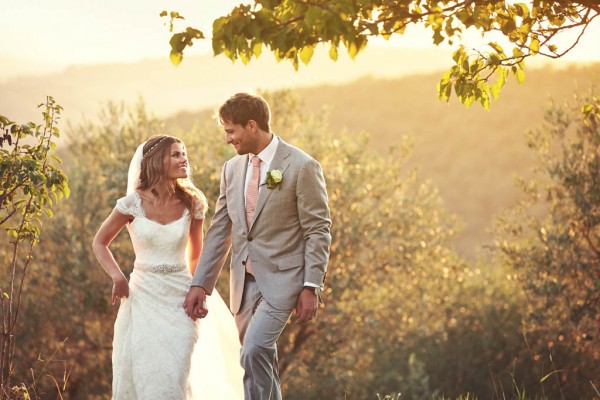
[187,218,204,276]
[92,210,132,305]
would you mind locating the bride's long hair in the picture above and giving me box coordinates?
[138,134,207,214]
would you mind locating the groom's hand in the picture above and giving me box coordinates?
[295,287,318,324]
[184,286,208,320]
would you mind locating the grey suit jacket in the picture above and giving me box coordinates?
[192,138,332,314]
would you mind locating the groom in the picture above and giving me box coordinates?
[184,92,331,399]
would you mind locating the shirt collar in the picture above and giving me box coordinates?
[249,134,279,166]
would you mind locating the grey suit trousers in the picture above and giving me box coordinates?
[235,274,293,400]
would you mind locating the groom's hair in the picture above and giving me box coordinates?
[218,93,271,132]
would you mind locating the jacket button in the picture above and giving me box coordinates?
[247,235,253,241]
[242,260,246,266]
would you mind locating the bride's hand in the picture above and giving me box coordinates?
[184,286,207,320]
[112,275,130,305]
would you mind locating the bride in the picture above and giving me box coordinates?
[92,135,243,399]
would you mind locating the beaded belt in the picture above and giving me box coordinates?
[135,262,186,274]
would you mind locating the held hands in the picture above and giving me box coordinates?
[183,286,208,320]
[295,287,319,324]
[112,275,129,305]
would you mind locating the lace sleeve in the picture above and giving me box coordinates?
[193,191,208,220]
[115,192,144,218]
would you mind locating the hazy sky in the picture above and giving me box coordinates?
[3,0,600,75]
[3,0,231,66]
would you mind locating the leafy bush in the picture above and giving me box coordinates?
[0,97,69,398]
[492,91,600,398]
[7,90,599,399]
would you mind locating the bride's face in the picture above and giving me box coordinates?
[164,142,189,180]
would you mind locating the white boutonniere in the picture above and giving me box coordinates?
[266,169,283,189]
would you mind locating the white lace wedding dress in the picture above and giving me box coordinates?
[112,192,244,399]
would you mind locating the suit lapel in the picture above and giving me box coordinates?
[249,140,291,231]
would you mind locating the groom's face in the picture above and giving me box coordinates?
[222,119,257,155]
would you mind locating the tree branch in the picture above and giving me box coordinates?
[0,207,17,227]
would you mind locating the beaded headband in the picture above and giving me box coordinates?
[143,136,167,158]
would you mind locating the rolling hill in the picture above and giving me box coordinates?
[295,64,600,256]
[2,48,598,256]
[171,63,600,256]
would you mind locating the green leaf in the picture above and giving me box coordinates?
[513,3,529,18]
[329,44,339,61]
[515,68,525,84]
[170,51,183,66]
[490,82,501,100]
[444,81,452,100]
[305,6,321,27]
[550,15,566,26]
[272,48,282,62]
[432,30,444,46]
[582,103,594,116]
[455,79,464,98]
[240,52,251,65]
[479,91,490,110]
[487,53,501,66]
[347,41,359,59]
[299,45,315,65]
[452,47,463,62]
[540,370,565,383]
[500,16,517,34]
[252,41,262,58]
[462,57,469,72]
[512,47,525,58]
[437,70,453,102]
[463,95,474,108]
[529,38,539,55]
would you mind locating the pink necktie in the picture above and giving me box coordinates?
[245,156,261,274]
